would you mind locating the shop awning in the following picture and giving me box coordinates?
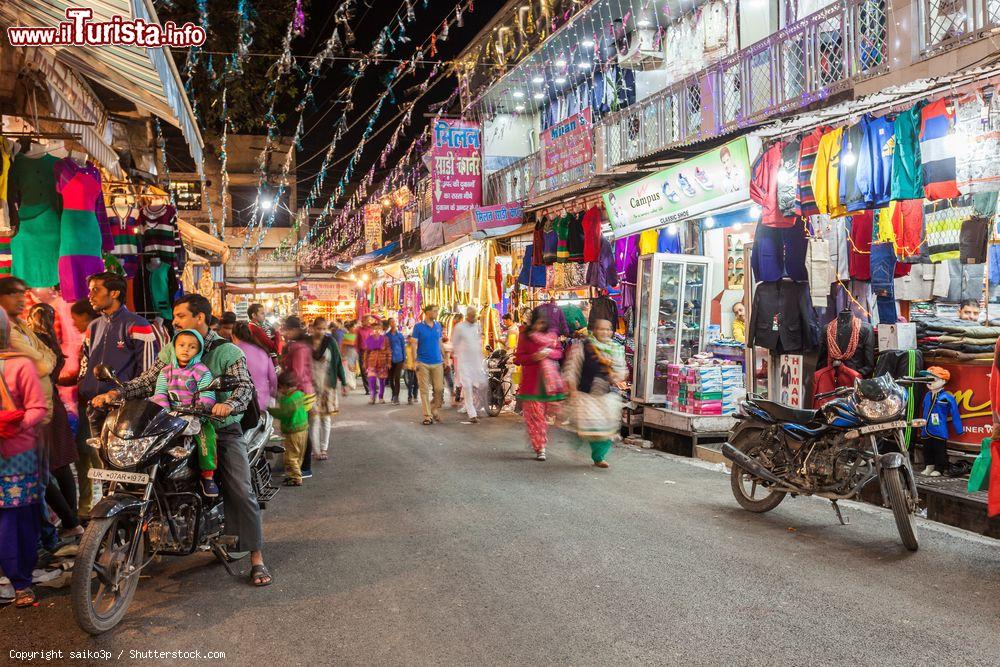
[178,219,230,263]
[0,0,204,172]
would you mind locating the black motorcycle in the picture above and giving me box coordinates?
[485,347,513,417]
[70,364,282,634]
[722,374,931,551]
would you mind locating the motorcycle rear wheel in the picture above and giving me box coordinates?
[883,468,919,551]
[71,515,145,635]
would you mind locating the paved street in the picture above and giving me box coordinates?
[4,391,1000,665]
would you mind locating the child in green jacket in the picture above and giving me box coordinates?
[269,371,309,486]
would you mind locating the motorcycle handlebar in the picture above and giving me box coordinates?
[815,386,853,400]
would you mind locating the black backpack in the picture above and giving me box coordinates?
[203,337,262,432]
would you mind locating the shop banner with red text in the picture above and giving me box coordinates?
[540,108,593,179]
[431,119,482,223]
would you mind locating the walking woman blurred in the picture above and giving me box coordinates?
[513,307,566,461]
[28,303,82,535]
[0,309,49,607]
[364,321,391,404]
[562,318,626,468]
[340,321,359,391]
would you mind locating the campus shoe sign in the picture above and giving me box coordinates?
[603,136,759,237]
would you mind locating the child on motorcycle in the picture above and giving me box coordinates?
[150,330,219,498]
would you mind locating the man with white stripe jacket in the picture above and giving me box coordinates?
[77,271,159,518]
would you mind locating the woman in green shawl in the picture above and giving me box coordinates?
[562,318,627,468]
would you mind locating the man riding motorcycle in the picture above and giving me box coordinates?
[91,294,273,587]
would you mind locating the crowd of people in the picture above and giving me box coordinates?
[0,267,625,610]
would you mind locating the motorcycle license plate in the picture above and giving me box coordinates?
[858,420,908,435]
[88,468,150,485]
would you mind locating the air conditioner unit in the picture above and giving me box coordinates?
[616,28,664,70]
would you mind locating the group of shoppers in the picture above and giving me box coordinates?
[1,275,278,609]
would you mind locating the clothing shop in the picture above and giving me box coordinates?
[595,136,760,449]
[741,76,1000,487]
[298,280,357,324]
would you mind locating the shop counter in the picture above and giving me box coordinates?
[641,407,736,454]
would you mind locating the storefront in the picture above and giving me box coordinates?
[299,279,356,323]
[597,137,759,445]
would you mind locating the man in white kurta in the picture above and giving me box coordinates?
[451,306,487,422]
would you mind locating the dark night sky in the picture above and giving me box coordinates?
[158,0,496,220]
[261,1,493,212]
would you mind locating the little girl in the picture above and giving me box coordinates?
[151,330,218,497]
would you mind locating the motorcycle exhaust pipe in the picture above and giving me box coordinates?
[722,443,801,492]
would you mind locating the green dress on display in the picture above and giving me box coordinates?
[9,153,61,287]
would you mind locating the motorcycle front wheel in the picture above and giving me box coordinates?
[486,382,503,417]
[71,514,145,635]
[883,468,919,551]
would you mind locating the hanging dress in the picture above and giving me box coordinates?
[9,153,61,288]
[56,160,106,301]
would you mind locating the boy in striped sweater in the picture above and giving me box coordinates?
[151,329,219,497]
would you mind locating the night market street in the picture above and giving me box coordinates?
[3,392,1000,666]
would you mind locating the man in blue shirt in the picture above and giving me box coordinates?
[386,318,407,405]
[409,304,444,424]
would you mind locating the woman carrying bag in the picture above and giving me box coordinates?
[0,309,49,607]
[563,318,627,469]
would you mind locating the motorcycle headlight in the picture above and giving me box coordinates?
[855,394,904,422]
[106,434,160,469]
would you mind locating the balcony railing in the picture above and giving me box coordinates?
[601,0,890,168]
[919,0,1000,55]
[485,154,538,206]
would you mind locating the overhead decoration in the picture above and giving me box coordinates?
[277,0,476,260]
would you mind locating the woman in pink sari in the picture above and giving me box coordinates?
[513,307,566,461]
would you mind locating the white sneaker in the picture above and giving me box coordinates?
[929,470,942,477]
[536,450,546,461]
[921,465,936,476]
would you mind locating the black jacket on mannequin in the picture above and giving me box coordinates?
[747,280,820,353]
[817,310,876,377]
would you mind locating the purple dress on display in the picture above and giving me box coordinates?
[55,160,111,301]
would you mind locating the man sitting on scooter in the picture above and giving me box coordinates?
[91,294,273,587]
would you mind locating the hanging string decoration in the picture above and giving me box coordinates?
[153,118,178,208]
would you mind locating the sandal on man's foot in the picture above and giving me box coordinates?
[249,564,272,587]
[14,587,35,608]
[422,418,433,425]
[282,478,302,486]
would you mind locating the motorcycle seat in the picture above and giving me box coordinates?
[747,399,818,424]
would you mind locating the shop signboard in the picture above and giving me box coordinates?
[927,362,992,450]
[430,119,482,223]
[540,108,593,179]
[443,209,476,243]
[603,136,756,237]
[778,355,803,408]
[420,218,445,250]
[364,205,382,252]
[300,281,354,302]
[473,202,524,232]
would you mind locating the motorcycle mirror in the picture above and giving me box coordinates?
[93,364,119,384]
[202,375,240,392]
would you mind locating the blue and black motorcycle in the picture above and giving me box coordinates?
[722,374,932,551]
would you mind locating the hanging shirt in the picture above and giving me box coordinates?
[857,114,895,207]
[920,98,961,200]
[581,207,603,262]
[889,200,924,259]
[110,215,140,278]
[848,211,874,280]
[924,196,974,262]
[140,204,179,265]
[839,119,868,212]
[891,101,925,200]
[750,141,797,228]
[811,127,848,218]
[956,91,1000,194]
[658,228,681,253]
[638,229,659,255]
[796,126,830,216]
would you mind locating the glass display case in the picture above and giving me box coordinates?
[632,253,712,404]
